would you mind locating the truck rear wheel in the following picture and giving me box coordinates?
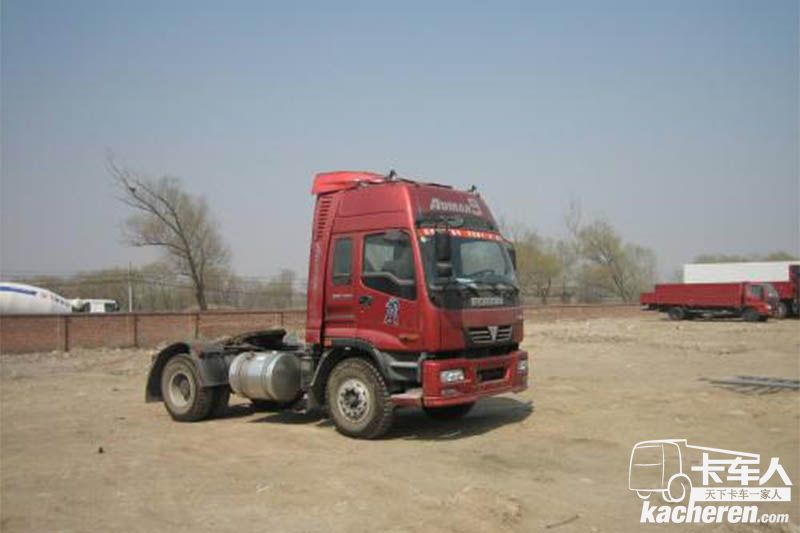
[667,307,685,321]
[423,402,475,420]
[161,355,215,422]
[743,308,761,322]
[326,358,394,439]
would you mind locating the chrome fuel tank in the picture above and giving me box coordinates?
[228,351,301,402]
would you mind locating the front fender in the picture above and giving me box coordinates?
[306,338,418,409]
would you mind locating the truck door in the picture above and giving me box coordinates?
[323,236,357,339]
[356,230,422,352]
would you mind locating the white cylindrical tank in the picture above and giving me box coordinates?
[0,282,73,314]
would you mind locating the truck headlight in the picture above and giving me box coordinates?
[517,359,528,373]
[440,369,465,384]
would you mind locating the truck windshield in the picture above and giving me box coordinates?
[420,235,518,289]
[763,283,779,300]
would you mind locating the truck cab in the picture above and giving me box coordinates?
[305,172,528,415]
[146,170,528,439]
[750,282,779,316]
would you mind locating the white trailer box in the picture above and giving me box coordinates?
[683,261,799,284]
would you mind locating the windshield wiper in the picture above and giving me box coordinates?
[493,281,520,293]
[465,272,519,295]
[434,277,481,296]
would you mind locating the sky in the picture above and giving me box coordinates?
[2,0,798,281]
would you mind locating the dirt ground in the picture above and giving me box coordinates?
[1,315,798,532]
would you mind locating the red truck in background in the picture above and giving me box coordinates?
[770,265,800,317]
[145,170,528,439]
[683,262,800,318]
[640,282,778,322]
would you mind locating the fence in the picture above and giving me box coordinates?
[0,309,306,354]
[0,304,638,355]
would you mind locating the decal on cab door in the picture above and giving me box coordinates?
[384,298,399,326]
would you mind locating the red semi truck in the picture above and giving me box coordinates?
[145,171,528,439]
[640,282,778,322]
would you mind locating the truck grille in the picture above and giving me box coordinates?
[467,325,512,344]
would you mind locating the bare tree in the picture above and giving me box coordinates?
[563,195,583,245]
[577,219,656,302]
[554,238,578,302]
[109,159,230,310]
[694,251,799,263]
[511,229,563,304]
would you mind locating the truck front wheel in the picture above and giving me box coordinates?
[161,355,216,422]
[667,307,685,321]
[326,358,394,439]
[423,402,475,420]
[742,308,762,322]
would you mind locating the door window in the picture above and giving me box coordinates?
[332,237,353,285]
[362,231,416,300]
[748,284,764,300]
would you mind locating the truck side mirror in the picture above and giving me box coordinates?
[434,231,451,262]
[436,262,453,279]
[506,243,517,270]
[434,231,453,279]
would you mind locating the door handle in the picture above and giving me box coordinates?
[358,295,373,307]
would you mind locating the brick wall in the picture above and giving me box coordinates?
[0,310,306,354]
[0,305,638,354]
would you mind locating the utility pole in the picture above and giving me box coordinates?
[128,262,134,312]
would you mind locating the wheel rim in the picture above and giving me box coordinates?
[168,370,194,408]
[337,378,369,422]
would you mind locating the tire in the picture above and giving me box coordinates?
[775,302,788,319]
[326,358,394,439]
[423,402,475,420]
[161,354,215,422]
[743,308,761,322]
[663,474,691,503]
[636,491,652,500]
[667,307,685,321]
[210,387,230,418]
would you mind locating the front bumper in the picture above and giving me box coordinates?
[391,349,529,407]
